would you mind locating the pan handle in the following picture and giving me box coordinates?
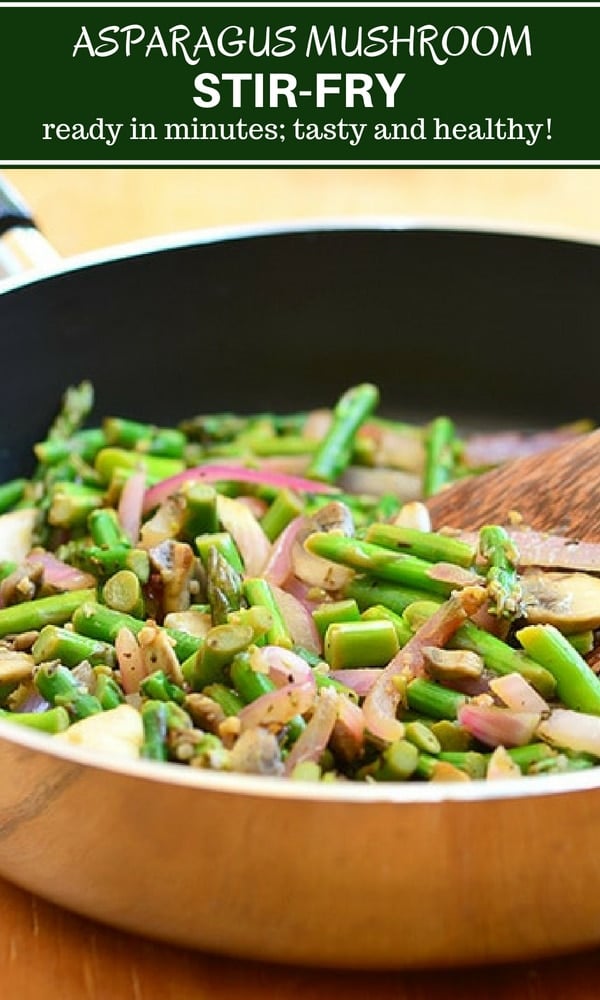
[0,175,61,280]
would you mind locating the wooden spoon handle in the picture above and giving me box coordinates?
[426,429,600,541]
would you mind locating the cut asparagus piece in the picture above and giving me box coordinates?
[307,384,379,483]
[478,524,522,617]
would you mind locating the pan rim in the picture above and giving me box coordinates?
[2,714,598,806]
[1,214,599,297]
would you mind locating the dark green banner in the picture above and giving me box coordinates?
[0,4,597,163]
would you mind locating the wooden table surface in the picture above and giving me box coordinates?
[2,167,600,999]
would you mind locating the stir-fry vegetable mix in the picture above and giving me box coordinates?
[0,380,598,783]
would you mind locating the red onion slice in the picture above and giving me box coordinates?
[238,680,315,731]
[26,551,96,591]
[253,645,316,688]
[284,687,340,775]
[115,627,146,695]
[216,495,271,578]
[263,516,312,588]
[362,676,405,744]
[143,465,337,513]
[270,584,321,655]
[490,673,550,714]
[458,703,541,748]
[330,668,383,696]
[332,694,366,759]
[236,495,269,519]
[537,709,600,756]
[118,471,146,545]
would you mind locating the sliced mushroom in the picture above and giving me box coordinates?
[393,501,431,532]
[422,646,484,681]
[0,562,44,607]
[312,501,355,537]
[149,540,196,614]
[229,728,283,776]
[140,495,186,549]
[521,570,600,633]
[0,650,35,685]
[183,693,226,735]
[163,610,212,638]
[138,623,184,685]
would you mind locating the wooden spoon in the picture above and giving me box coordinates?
[425,428,600,542]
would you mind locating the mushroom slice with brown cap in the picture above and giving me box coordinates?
[521,569,600,633]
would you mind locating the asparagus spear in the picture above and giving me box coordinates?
[517,624,600,714]
[88,508,132,549]
[32,625,115,668]
[186,622,254,690]
[70,544,150,584]
[404,720,442,755]
[94,448,184,486]
[243,578,291,648]
[504,743,557,773]
[230,651,277,703]
[35,662,102,720]
[181,484,219,539]
[451,621,556,698]
[306,533,453,596]
[313,598,361,638]
[0,479,27,514]
[226,605,273,643]
[324,619,399,669]
[95,673,125,710]
[103,417,186,458]
[140,670,186,704]
[344,577,439,616]
[261,489,304,542]
[196,532,244,575]
[48,484,103,528]
[366,524,475,569]
[47,381,94,442]
[307,384,379,483]
[415,751,486,780]
[406,678,466,720]
[478,524,522,617]
[0,705,70,733]
[372,739,419,781]
[206,546,244,625]
[72,602,201,662]
[423,416,456,497]
[102,570,145,617]
[141,701,169,760]
[35,428,106,467]
[360,605,413,647]
[0,589,96,639]
[202,683,245,717]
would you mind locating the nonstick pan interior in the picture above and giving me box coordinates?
[0,225,597,480]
